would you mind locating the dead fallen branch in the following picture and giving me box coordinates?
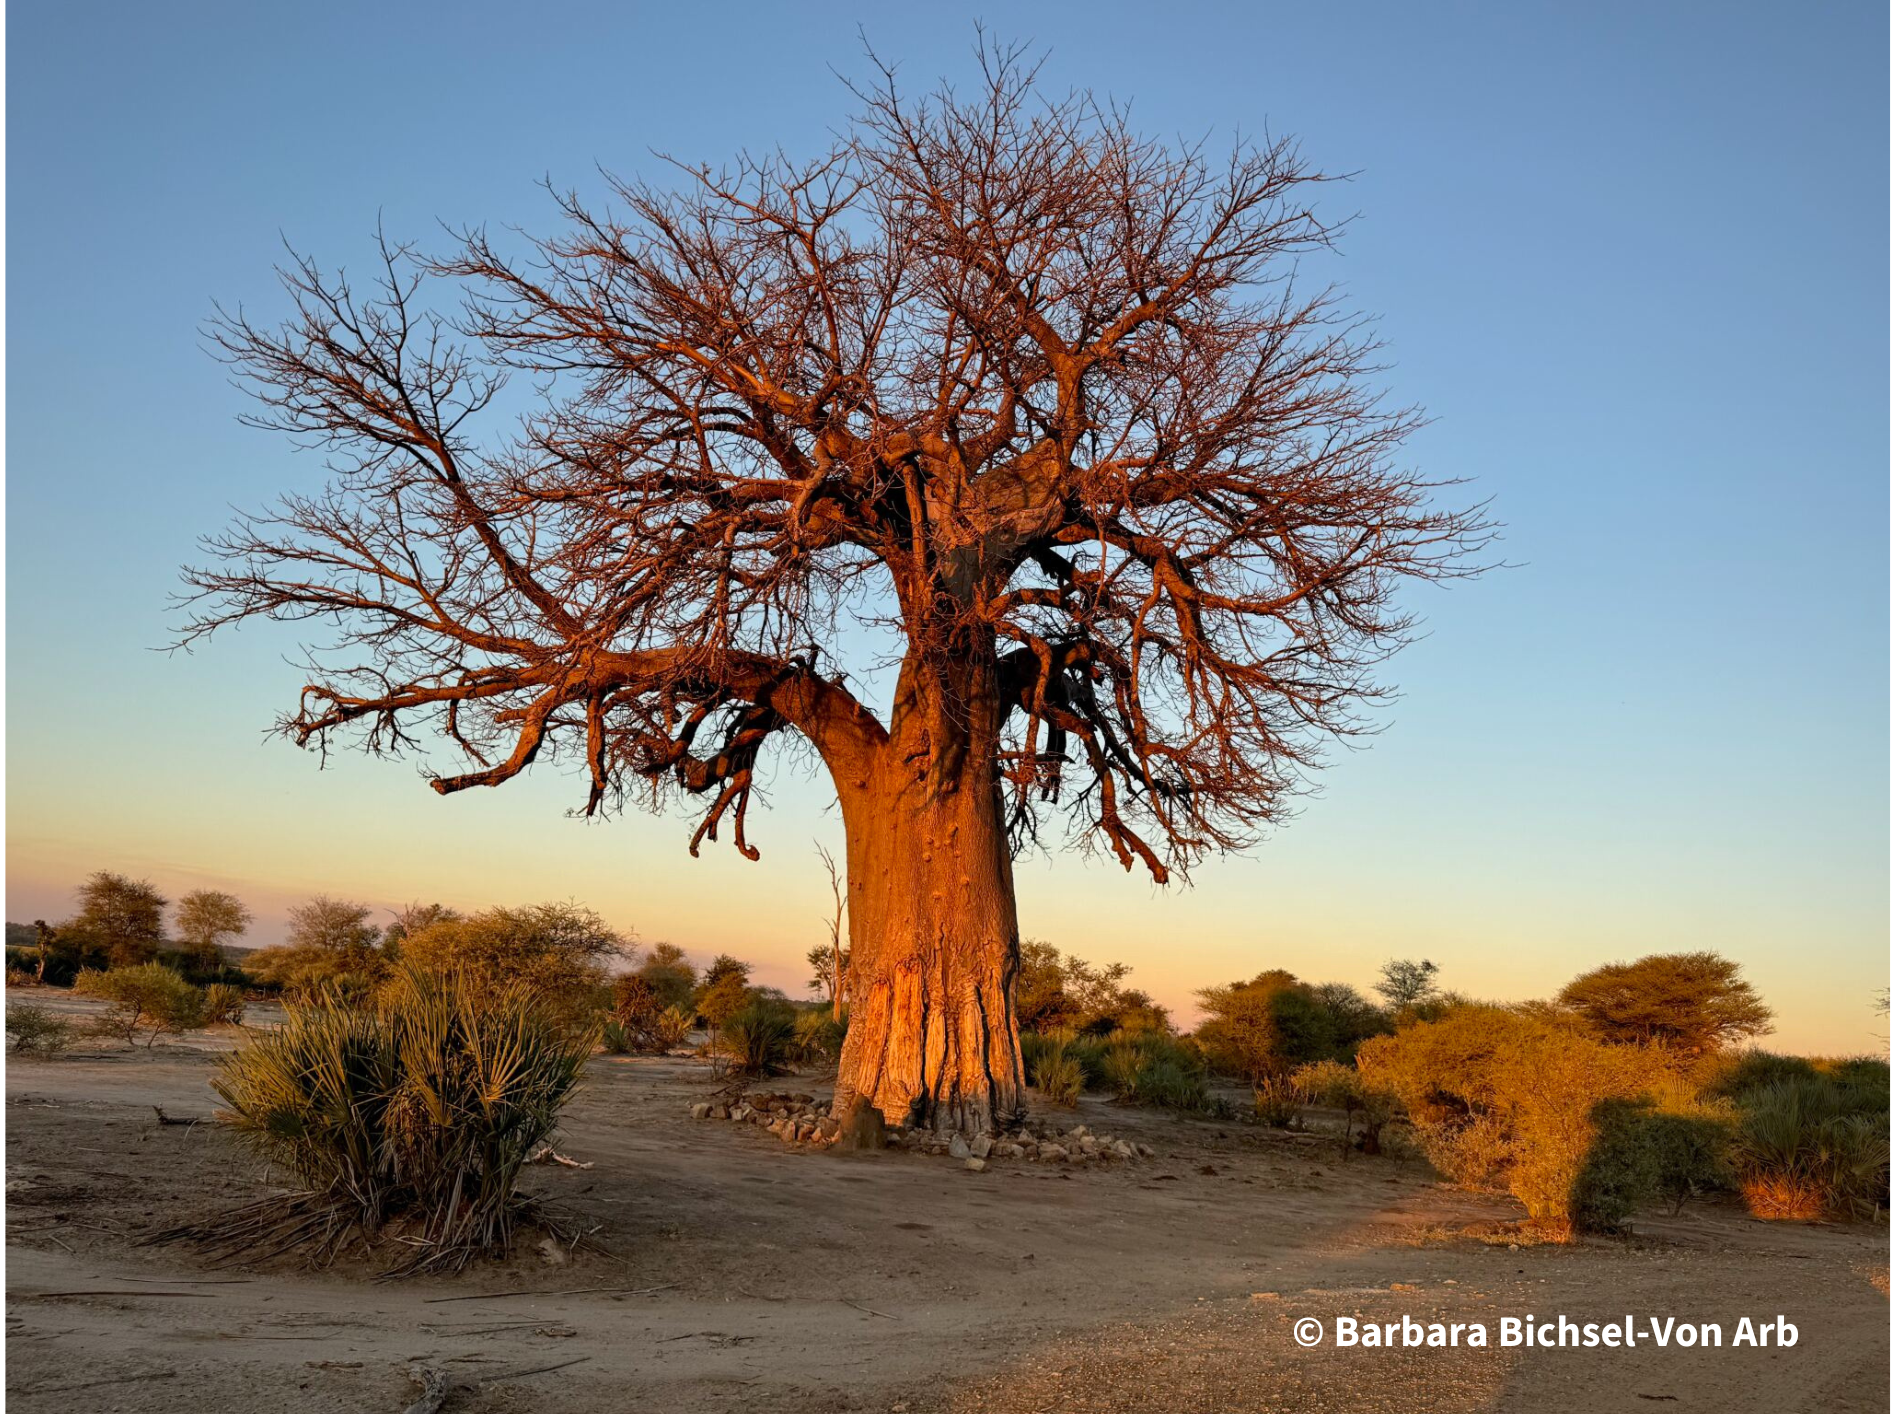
[525,1147,593,1170]
[153,1106,206,1126]
[401,1367,450,1414]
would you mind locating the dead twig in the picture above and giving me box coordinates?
[838,1297,897,1320]
[480,1355,591,1383]
[421,1282,674,1304]
[153,1106,207,1126]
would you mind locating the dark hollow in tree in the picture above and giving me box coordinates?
[181,43,1489,1136]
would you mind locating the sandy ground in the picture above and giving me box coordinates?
[4,993,1886,1413]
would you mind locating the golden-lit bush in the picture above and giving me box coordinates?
[400,902,625,1029]
[1294,1059,1397,1154]
[167,965,596,1276]
[1358,1006,1682,1236]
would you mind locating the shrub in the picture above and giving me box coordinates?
[173,966,595,1275]
[792,1008,846,1065]
[1569,1100,1733,1230]
[7,1003,75,1057]
[1029,1039,1085,1106]
[600,1018,633,1054]
[401,902,626,1030]
[652,1004,695,1051]
[6,967,35,989]
[1253,1076,1303,1128]
[1195,971,1337,1085]
[1358,1005,1680,1236]
[1294,1059,1398,1154]
[1557,951,1771,1052]
[79,963,206,1047]
[723,999,796,1077]
[1728,1077,1890,1221]
[202,983,247,1027]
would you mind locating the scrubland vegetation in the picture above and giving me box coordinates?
[7,868,1887,1269]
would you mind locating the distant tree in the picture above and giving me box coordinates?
[696,970,751,1052]
[64,872,168,968]
[174,890,253,969]
[1194,971,1336,1086]
[1375,958,1440,1012]
[1310,981,1392,1059]
[635,942,697,1011]
[1556,951,1772,1052]
[1014,939,1165,1035]
[400,902,624,1027]
[698,954,751,995]
[382,902,463,949]
[247,895,386,996]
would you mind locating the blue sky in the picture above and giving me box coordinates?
[6,2,1885,1048]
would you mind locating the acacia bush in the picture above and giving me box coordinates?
[401,902,625,1030]
[74,963,206,1047]
[6,1003,76,1057]
[172,965,595,1275]
[1357,1006,1681,1236]
[1294,1059,1397,1154]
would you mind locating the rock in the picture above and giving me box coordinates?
[835,1104,888,1152]
[690,1103,712,1121]
[1038,1143,1068,1163]
[948,1134,972,1160]
[994,1142,1023,1159]
[536,1235,569,1266]
[790,1093,813,1104]
[710,1105,729,1121]
[1135,1142,1155,1159]
[965,1157,987,1173]
[969,1134,993,1160]
[817,1116,842,1140]
[1112,1141,1135,1160]
[1078,1136,1099,1155]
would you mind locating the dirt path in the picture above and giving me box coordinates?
[5,1026,1885,1412]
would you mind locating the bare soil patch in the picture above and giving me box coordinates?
[6,997,1885,1412]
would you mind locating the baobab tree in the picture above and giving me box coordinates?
[182,44,1486,1136]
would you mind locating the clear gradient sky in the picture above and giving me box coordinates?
[6,2,1886,1050]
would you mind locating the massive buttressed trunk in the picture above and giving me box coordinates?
[832,627,1027,1136]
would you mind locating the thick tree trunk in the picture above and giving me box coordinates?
[831,638,1026,1137]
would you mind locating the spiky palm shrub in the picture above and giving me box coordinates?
[652,1005,695,1051]
[724,999,795,1076]
[1730,1077,1890,1221]
[1028,1040,1085,1107]
[160,965,595,1275]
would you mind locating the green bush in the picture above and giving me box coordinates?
[600,1018,633,1054]
[792,1008,846,1064]
[1729,1076,1890,1221]
[1028,1039,1086,1106]
[182,965,595,1275]
[7,1003,75,1057]
[652,1004,695,1051]
[202,983,247,1027]
[723,999,796,1077]
[77,963,206,1047]
[1570,1100,1733,1230]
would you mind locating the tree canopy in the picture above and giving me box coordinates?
[1556,951,1772,1052]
